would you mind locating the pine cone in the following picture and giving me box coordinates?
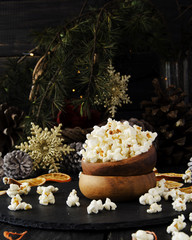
[141,79,192,166]
[0,153,4,179]
[0,103,25,156]
[3,150,33,179]
[60,142,83,174]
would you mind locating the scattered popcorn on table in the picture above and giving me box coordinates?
[37,185,58,206]
[80,118,157,163]
[183,169,192,184]
[147,203,162,213]
[103,198,117,210]
[6,184,21,198]
[131,230,155,240]
[87,199,104,214]
[171,231,191,240]
[6,183,31,198]
[189,213,192,222]
[139,193,156,206]
[8,194,32,211]
[19,182,31,195]
[66,189,80,207]
[167,214,186,234]
[87,198,117,214]
[172,197,187,212]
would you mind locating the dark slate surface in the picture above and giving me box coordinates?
[0,179,190,231]
[0,171,192,239]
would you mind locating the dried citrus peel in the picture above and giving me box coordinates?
[155,172,183,182]
[18,177,46,186]
[3,230,27,240]
[146,231,157,240]
[39,173,71,182]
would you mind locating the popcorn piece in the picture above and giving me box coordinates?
[148,188,161,202]
[6,182,31,198]
[147,203,162,214]
[66,189,80,207]
[167,214,186,234]
[8,194,32,211]
[172,232,191,240]
[163,189,185,202]
[7,184,21,198]
[139,193,158,206]
[172,197,186,212]
[103,198,117,210]
[36,185,58,194]
[37,185,58,206]
[87,200,104,214]
[131,230,154,240]
[183,168,192,184]
[80,118,157,163]
[19,182,31,195]
[189,213,192,222]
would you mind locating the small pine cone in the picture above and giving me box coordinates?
[61,142,83,174]
[0,153,4,179]
[3,150,33,179]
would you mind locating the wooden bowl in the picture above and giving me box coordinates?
[79,171,156,202]
[81,145,156,176]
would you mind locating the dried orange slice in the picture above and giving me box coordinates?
[0,190,6,196]
[39,173,71,183]
[18,177,46,187]
[164,180,183,189]
[155,172,183,182]
[180,186,192,194]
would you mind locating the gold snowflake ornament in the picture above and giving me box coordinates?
[95,62,131,117]
[16,123,73,173]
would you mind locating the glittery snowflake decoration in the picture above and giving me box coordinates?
[16,123,73,173]
[95,62,131,117]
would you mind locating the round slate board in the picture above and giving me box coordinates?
[0,179,190,230]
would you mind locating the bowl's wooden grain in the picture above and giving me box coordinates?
[81,145,156,176]
[79,171,156,202]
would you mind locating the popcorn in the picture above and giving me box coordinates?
[87,200,104,214]
[139,186,162,206]
[6,184,21,198]
[87,198,117,214]
[183,168,192,183]
[19,182,31,195]
[131,230,154,240]
[8,194,32,211]
[139,193,156,205]
[172,197,186,212]
[172,232,191,240]
[7,183,31,198]
[103,198,117,210]
[167,214,186,234]
[37,185,58,205]
[147,203,162,213]
[80,118,157,162]
[66,189,80,207]
[189,213,192,222]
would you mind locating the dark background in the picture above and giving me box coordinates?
[0,0,191,117]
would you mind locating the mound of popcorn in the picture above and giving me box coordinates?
[80,118,157,162]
